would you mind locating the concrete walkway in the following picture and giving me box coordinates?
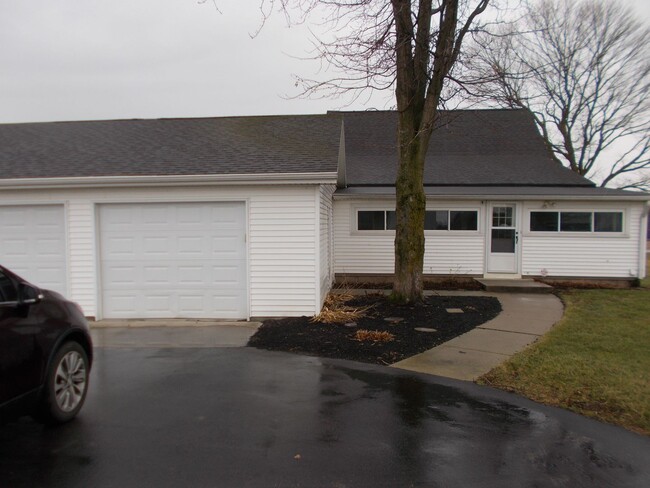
[392,291,564,381]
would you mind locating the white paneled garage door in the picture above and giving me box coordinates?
[0,205,68,296]
[99,202,247,319]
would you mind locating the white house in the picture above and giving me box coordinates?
[0,110,647,320]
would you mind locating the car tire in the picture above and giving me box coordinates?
[35,341,90,425]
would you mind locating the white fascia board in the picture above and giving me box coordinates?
[0,172,338,190]
[333,192,650,202]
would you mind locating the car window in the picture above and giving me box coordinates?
[0,270,18,302]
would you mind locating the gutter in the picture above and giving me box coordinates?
[0,172,338,190]
[333,192,650,202]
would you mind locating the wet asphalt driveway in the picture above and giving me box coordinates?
[1,347,649,488]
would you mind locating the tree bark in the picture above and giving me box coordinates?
[393,126,427,303]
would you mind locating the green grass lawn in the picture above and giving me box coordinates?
[478,266,650,435]
[641,254,650,288]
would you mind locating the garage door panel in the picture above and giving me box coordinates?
[103,294,138,316]
[141,206,169,225]
[176,206,203,224]
[100,202,247,319]
[211,237,244,257]
[143,265,173,285]
[102,265,138,286]
[177,266,206,285]
[143,237,172,255]
[144,295,174,315]
[2,238,28,257]
[104,237,137,258]
[0,205,67,296]
[209,294,246,315]
[211,264,246,286]
[178,295,205,313]
[177,237,205,255]
[36,238,64,256]
[36,266,68,289]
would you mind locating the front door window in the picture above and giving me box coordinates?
[487,204,518,273]
[491,206,516,253]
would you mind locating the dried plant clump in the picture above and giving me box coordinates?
[354,329,395,343]
[311,293,373,324]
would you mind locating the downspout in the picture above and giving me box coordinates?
[639,201,649,279]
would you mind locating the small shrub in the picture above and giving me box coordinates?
[311,293,373,324]
[354,329,395,343]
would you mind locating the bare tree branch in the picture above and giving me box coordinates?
[467,0,650,190]
[233,1,500,301]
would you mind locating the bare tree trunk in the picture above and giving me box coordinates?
[393,132,427,302]
[248,0,493,302]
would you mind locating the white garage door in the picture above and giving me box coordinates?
[99,202,247,319]
[0,205,68,296]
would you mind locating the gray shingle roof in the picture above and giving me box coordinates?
[0,109,626,193]
[0,115,341,179]
[339,109,594,187]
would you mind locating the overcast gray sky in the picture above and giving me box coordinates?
[0,0,648,124]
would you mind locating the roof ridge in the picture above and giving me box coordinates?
[0,112,334,127]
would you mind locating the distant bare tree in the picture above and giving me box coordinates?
[245,1,497,303]
[468,0,650,190]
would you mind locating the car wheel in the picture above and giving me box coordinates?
[36,341,89,424]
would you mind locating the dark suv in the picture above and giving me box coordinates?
[0,265,93,425]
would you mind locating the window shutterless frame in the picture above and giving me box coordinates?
[355,208,479,232]
[528,210,625,234]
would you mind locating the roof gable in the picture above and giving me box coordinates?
[338,109,594,187]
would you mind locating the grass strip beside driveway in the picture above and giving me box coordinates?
[478,286,650,435]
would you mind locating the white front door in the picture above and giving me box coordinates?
[487,203,519,274]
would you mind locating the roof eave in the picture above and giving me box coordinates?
[333,188,650,201]
[0,172,338,190]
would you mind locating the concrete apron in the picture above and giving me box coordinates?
[90,320,261,348]
[391,291,564,381]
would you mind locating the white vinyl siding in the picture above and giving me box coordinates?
[248,189,317,317]
[0,205,67,296]
[521,202,644,278]
[318,185,335,304]
[334,200,485,276]
[0,185,322,318]
[67,201,96,313]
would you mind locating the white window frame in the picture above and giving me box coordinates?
[525,209,627,237]
[353,207,481,234]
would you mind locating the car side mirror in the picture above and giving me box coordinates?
[19,284,43,305]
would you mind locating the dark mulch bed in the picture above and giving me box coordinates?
[248,294,501,365]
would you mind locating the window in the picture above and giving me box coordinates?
[492,206,513,228]
[358,211,385,230]
[594,212,623,232]
[560,212,591,232]
[0,271,17,303]
[425,211,448,230]
[530,212,558,232]
[529,211,623,233]
[357,209,478,231]
[450,211,478,231]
